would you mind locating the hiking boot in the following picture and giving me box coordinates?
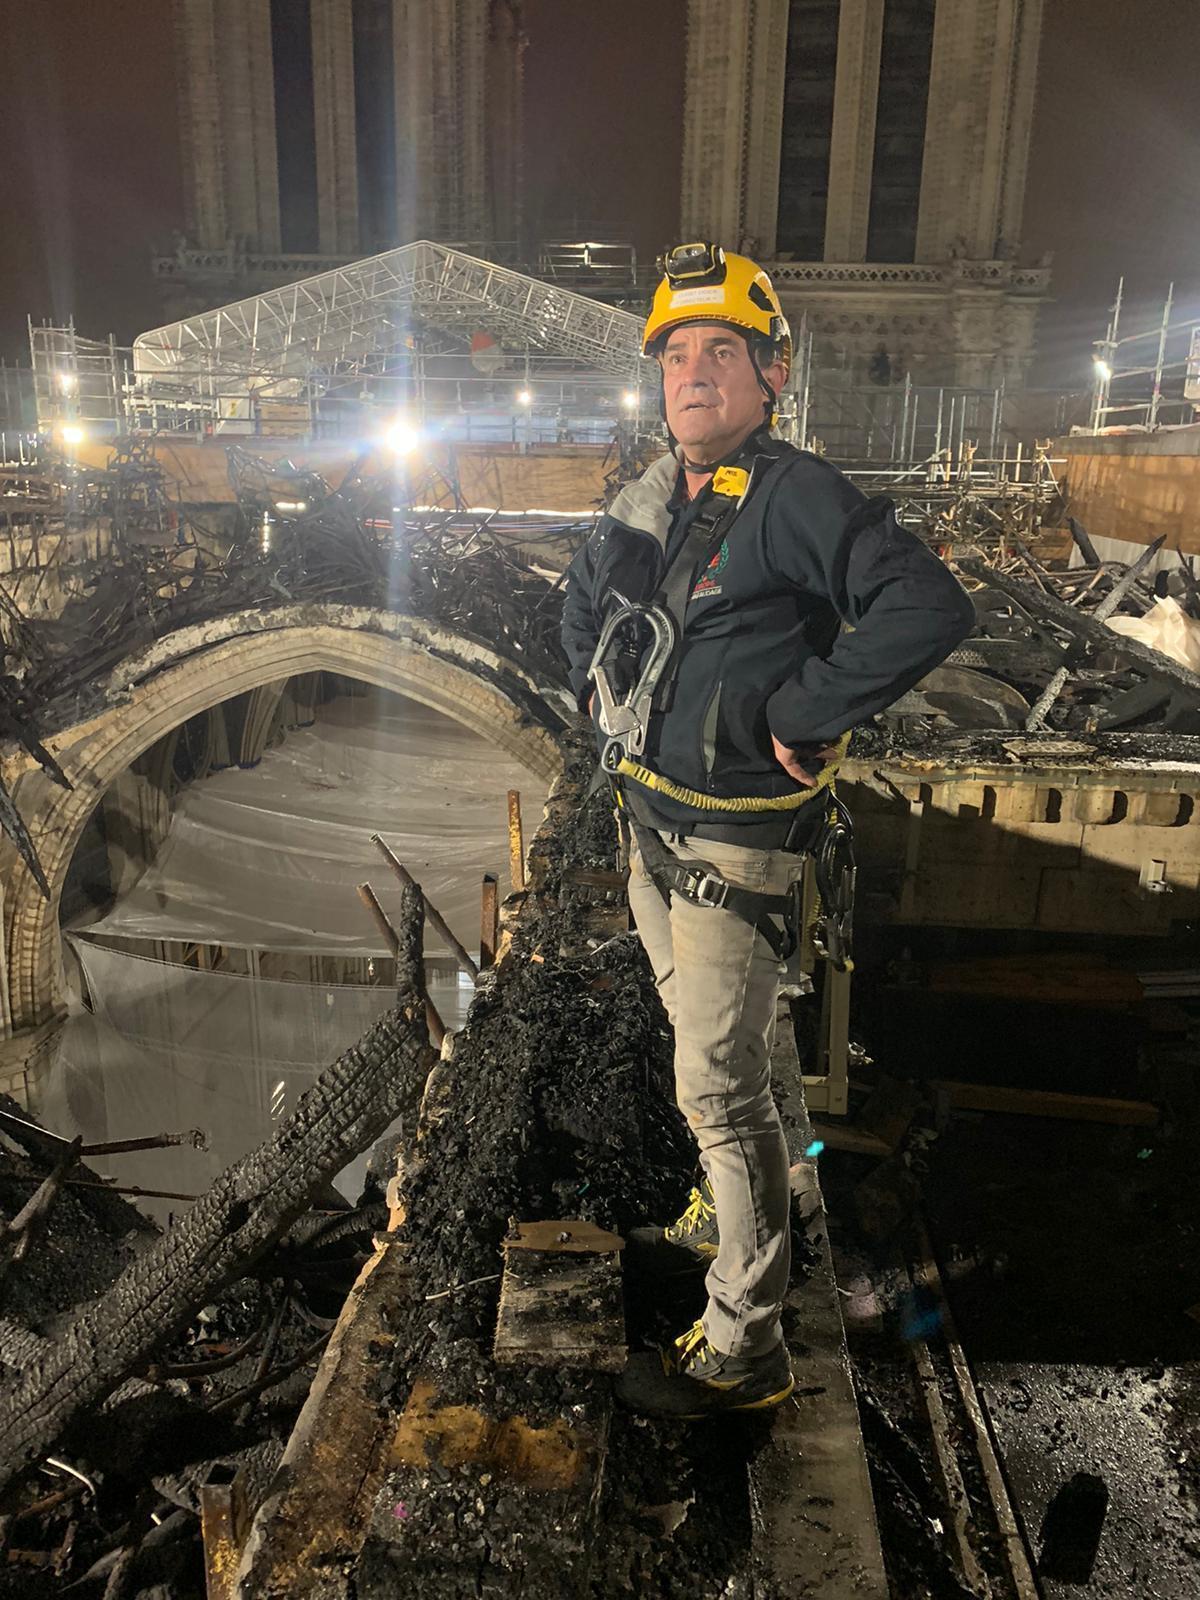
[629,1178,719,1261]
[616,1318,795,1419]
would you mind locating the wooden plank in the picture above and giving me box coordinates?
[495,1219,625,1371]
[857,1075,921,1151]
[925,952,1143,1009]
[233,1240,411,1596]
[750,1000,890,1598]
[200,1465,249,1600]
[932,1079,1159,1126]
[494,1249,626,1372]
[503,1219,623,1253]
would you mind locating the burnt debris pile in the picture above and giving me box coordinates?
[0,890,434,1596]
[0,441,578,896]
[358,765,716,1597]
[883,524,1200,744]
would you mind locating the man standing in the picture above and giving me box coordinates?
[560,244,974,1416]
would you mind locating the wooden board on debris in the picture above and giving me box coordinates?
[494,1219,626,1372]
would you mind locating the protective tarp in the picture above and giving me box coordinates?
[42,939,472,1223]
[84,692,549,957]
[1107,595,1200,674]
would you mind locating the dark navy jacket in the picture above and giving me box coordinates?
[560,433,975,838]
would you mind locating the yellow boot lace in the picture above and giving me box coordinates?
[661,1318,711,1376]
[666,1185,715,1241]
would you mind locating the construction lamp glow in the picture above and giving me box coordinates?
[1093,358,1113,382]
[57,372,77,395]
[516,388,533,407]
[60,424,84,445]
[385,417,420,454]
[621,390,639,411]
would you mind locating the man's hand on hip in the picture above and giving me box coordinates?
[771,734,840,788]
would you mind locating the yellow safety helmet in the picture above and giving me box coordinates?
[642,242,791,376]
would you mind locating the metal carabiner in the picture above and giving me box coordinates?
[586,596,676,761]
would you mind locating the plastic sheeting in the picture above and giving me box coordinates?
[1107,595,1200,674]
[43,940,473,1223]
[86,693,549,957]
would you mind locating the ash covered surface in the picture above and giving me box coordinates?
[0,1119,154,1345]
[358,771,816,1598]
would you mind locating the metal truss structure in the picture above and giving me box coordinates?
[131,240,647,414]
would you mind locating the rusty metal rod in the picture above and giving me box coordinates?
[79,1131,208,1158]
[356,882,446,1046]
[369,834,478,979]
[480,874,499,969]
[62,1180,201,1202]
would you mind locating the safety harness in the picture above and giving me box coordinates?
[588,441,857,969]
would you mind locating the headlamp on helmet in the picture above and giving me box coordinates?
[663,241,727,289]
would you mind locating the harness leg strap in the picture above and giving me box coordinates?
[629,821,800,963]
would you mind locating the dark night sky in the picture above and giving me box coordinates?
[1,0,1198,384]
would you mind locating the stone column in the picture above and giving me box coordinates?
[916,0,1044,263]
[312,0,360,255]
[823,0,884,262]
[681,0,755,245]
[394,0,438,240]
[487,0,525,249]
[173,0,226,249]
[681,0,786,255]
[215,0,281,252]
[916,0,999,262]
[457,0,490,244]
[997,0,1044,255]
[741,0,789,258]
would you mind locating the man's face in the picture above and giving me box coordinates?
[659,322,785,464]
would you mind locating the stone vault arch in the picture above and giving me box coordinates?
[1,605,568,1034]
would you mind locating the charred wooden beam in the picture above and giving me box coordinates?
[233,1239,411,1596]
[959,556,1200,714]
[0,887,434,1497]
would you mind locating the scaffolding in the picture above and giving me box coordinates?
[27,239,1061,483]
[129,239,646,418]
[28,323,125,436]
[1087,278,1200,432]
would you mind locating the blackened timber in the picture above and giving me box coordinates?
[959,557,1200,705]
[232,1238,412,1596]
[0,888,434,1496]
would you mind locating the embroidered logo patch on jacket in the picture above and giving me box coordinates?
[691,539,730,599]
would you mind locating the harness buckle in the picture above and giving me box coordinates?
[675,867,729,909]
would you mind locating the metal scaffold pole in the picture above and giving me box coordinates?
[1149,282,1174,429]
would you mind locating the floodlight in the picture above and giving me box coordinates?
[60,424,84,446]
[621,390,639,411]
[57,372,77,395]
[1093,358,1113,382]
[516,388,533,407]
[385,417,420,454]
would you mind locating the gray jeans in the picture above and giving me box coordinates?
[628,828,803,1358]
